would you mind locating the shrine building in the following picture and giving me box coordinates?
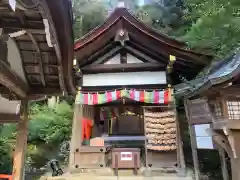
[70,4,212,177]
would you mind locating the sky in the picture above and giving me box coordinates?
[138,0,145,6]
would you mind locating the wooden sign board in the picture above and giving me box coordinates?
[187,99,212,124]
[82,71,166,87]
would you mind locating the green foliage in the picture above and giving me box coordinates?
[29,101,73,145]
[72,0,108,39]
[27,100,73,168]
[0,100,73,172]
[0,135,12,173]
[182,0,240,58]
[135,0,185,36]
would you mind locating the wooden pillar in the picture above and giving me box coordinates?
[176,115,186,175]
[172,91,186,175]
[230,158,240,180]
[184,99,200,180]
[228,131,240,180]
[69,103,83,171]
[218,148,229,180]
[12,101,28,180]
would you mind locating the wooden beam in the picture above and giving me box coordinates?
[0,39,9,65]
[127,40,169,64]
[128,41,200,78]
[24,63,59,68]
[128,38,198,68]
[17,11,46,89]
[80,42,119,66]
[82,63,165,74]
[69,103,83,172]
[27,87,62,96]
[218,148,229,180]
[27,73,58,79]
[0,18,44,31]
[75,19,121,62]
[33,0,67,95]
[125,46,159,63]
[175,107,186,175]
[91,46,121,65]
[34,0,76,95]
[0,61,29,98]
[184,99,200,180]
[4,28,45,35]
[0,114,20,124]
[12,101,28,180]
[27,33,46,87]
[17,41,50,51]
[120,50,127,64]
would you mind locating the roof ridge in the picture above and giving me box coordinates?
[74,7,186,49]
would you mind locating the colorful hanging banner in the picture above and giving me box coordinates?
[76,88,172,105]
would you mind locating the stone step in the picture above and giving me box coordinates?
[41,168,194,180]
[69,167,181,176]
[42,175,193,180]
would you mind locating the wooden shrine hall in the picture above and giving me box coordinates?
[70,3,212,178]
[0,0,74,180]
[184,51,240,180]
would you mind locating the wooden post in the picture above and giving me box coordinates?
[143,108,150,176]
[184,99,200,180]
[172,91,186,176]
[218,148,229,180]
[231,158,240,180]
[176,114,186,175]
[69,102,83,171]
[12,101,28,180]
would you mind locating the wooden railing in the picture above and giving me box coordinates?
[0,174,12,180]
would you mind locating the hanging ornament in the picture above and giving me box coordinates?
[115,29,129,46]
[169,55,176,62]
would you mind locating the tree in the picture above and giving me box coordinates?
[182,0,240,58]
[0,100,74,172]
[26,101,73,168]
[135,0,186,36]
[0,135,12,173]
[72,0,108,40]
[0,124,16,173]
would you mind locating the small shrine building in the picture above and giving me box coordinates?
[184,51,240,180]
[70,4,212,177]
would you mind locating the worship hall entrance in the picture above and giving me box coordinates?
[70,88,179,175]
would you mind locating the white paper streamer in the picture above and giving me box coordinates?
[9,0,16,11]
[43,19,53,47]
[9,30,26,38]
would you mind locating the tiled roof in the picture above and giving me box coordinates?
[175,50,240,97]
